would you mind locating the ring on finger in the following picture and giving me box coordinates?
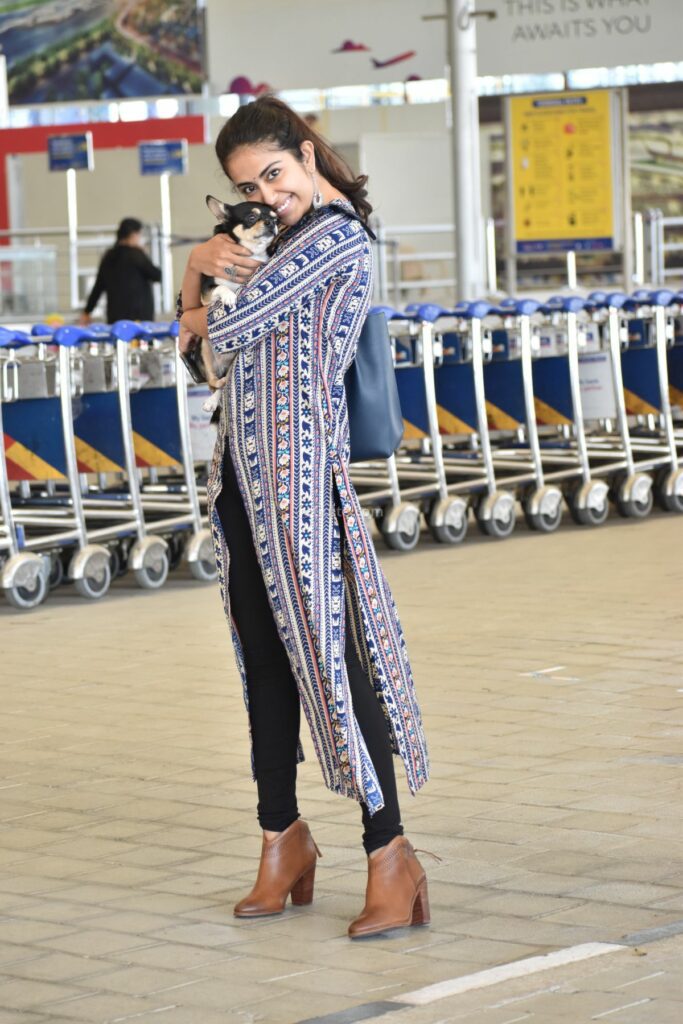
[223,264,237,280]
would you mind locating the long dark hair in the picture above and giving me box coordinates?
[215,96,372,224]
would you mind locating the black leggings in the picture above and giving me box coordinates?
[215,450,403,855]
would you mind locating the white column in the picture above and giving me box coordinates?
[159,172,174,316]
[66,168,80,310]
[0,55,8,129]
[447,0,486,300]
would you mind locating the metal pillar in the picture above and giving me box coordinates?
[66,168,79,310]
[0,55,8,129]
[619,89,634,292]
[446,1,486,300]
[159,173,174,316]
[633,211,645,286]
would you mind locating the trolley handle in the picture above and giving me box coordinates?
[1,357,20,401]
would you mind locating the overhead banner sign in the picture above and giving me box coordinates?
[477,0,680,77]
[508,90,620,254]
[47,132,94,173]
[139,140,188,176]
[205,0,444,94]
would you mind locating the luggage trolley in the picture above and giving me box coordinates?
[432,301,517,538]
[57,319,214,587]
[616,290,683,513]
[116,321,216,580]
[346,306,422,553]
[668,289,683,436]
[380,304,469,545]
[526,295,610,526]
[1,326,114,598]
[581,291,656,518]
[12,321,178,593]
[0,329,50,609]
[480,297,565,532]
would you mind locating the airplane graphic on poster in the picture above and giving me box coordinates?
[371,50,416,69]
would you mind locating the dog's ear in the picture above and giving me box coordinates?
[206,195,232,221]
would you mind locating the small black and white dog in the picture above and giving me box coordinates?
[186,195,278,412]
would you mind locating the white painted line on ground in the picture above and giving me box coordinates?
[521,665,566,676]
[390,942,626,1007]
[614,970,665,990]
[266,968,320,982]
[491,984,562,1009]
[591,997,651,1019]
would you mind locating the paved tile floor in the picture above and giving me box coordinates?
[1,511,682,1023]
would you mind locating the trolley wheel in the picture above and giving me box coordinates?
[428,497,468,545]
[68,545,111,600]
[3,553,48,611]
[73,569,110,598]
[476,491,516,539]
[186,528,217,582]
[567,480,610,527]
[523,486,563,534]
[381,502,421,552]
[478,512,515,539]
[570,498,610,526]
[616,492,654,519]
[48,553,65,590]
[131,538,169,590]
[615,473,653,519]
[655,468,683,513]
[524,504,562,533]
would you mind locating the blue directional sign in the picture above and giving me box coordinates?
[138,139,188,176]
[47,132,94,172]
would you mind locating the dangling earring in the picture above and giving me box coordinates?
[310,170,323,210]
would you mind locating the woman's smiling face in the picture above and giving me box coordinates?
[226,141,316,227]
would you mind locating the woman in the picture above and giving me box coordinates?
[81,217,161,325]
[178,97,430,939]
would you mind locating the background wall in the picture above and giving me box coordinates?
[8,103,453,311]
[6,92,683,312]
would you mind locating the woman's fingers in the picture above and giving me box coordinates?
[191,236,261,282]
[178,323,199,354]
[219,256,257,284]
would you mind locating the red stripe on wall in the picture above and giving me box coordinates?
[0,116,205,231]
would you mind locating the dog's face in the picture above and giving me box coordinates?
[206,195,278,250]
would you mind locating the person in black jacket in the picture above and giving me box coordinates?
[80,218,161,324]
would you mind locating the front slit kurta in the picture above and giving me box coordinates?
[205,199,429,814]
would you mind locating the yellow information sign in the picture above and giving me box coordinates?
[509,90,615,253]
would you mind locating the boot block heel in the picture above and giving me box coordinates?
[290,864,316,906]
[411,879,430,926]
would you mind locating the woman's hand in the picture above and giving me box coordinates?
[190,235,261,284]
[178,321,201,355]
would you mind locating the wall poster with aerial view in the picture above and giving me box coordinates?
[0,0,204,105]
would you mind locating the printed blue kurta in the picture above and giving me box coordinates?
[206,199,429,814]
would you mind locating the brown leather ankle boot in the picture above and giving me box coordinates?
[233,819,321,918]
[348,836,429,939]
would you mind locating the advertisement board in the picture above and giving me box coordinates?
[508,90,620,254]
[476,0,681,77]
[139,140,188,176]
[204,0,444,94]
[1,0,204,105]
[47,132,94,173]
